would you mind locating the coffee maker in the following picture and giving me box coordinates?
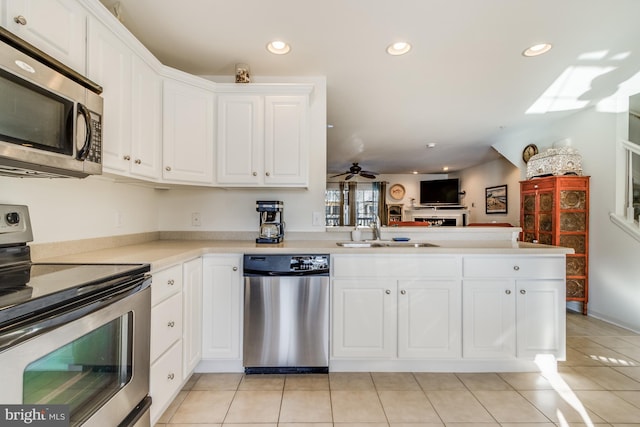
[256,201,285,244]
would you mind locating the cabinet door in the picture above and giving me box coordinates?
[150,340,182,425]
[130,56,161,180]
[163,79,214,184]
[462,279,516,359]
[150,292,182,362]
[398,280,461,358]
[264,95,308,186]
[4,0,86,73]
[332,279,396,358]
[182,258,202,377]
[87,17,132,174]
[202,255,242,359]
[216,94,263,184]
[516,279,565,359]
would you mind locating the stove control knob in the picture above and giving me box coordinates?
[5,212,20,225]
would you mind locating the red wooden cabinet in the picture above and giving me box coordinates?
[520,176,590,314]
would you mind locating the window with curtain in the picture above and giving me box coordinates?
[325,181,387,227]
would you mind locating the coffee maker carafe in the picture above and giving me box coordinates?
[256,201,284,243]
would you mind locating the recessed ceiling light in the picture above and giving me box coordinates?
[386,41,411,56]
[442,166,449,171]
[412,171,419,174]
[523,43,552,57]
[327,124,334,129]
[267,40,291,55]
[426,143,437,148]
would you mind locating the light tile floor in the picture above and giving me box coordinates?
[156,311,640,426]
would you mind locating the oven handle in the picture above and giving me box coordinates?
[0,275,150,352]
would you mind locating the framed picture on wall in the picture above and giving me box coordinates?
[486,185,507,214]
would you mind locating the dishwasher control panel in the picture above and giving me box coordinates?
[244,254,329,275]
[290,255,329,272]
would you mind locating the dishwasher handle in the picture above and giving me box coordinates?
[244,269,329,277]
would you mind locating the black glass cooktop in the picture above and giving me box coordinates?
[0,262,150,324]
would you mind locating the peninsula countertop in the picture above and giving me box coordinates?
[36,238,574,272]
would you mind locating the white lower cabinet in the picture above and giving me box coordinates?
[149,257,202,425]
[398,279,461,358]
[331,253,566,371]
[332,279,396,358]
[182,257,203,377]
[150,340,182,423]
[462,256,566,361]
[200,254,243,372]
[331,255,462,364]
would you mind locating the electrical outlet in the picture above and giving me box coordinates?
[191,212,201,227]
[312,211,324,226]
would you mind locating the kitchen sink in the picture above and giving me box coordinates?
[336,241,438,248]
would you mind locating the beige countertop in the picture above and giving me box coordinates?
[37,238,574,272]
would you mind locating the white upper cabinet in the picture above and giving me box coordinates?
[88,17,161,180]
[216,94,264,185]
[87,17,132,173]
[4,0,87,73]
[264,96,309,186]
[162,78,215,184]
[216,85,312,187]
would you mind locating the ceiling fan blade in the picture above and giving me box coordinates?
[344,174,355,180]
[360,172,377,179]
[360,170,379,176]
[330,171,350,178]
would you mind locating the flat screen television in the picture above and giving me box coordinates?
[419,178,460,205]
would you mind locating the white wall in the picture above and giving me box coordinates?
[0,176,159,244]
[494,106,640,332]
[459,157,521,225]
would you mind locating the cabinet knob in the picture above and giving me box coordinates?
[165,166,172,171]
[400,290,406,295]
[385,289,391,295]
[265,172,271,177]
[167,373,175,380]
[534,184,539,189]
[232,266,238,271]
[532,240,538,244]
[520,289,527,295]
[123,155,131,161]
[167,321,175,327]
[135,159,141,164]
[513,265,520,271]
[505,289,511,295]
[13,15,27,25]
[252,171,257,176]
[167,279,175,285]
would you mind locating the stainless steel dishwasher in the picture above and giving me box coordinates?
[243,254,330,374]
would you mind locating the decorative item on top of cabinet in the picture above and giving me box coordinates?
[520,175,590,314]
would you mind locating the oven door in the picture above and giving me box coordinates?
[0,284,150,427]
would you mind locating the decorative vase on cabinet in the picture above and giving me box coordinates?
[520,176,590,314]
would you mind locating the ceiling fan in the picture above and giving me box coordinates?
[330,162,379,180]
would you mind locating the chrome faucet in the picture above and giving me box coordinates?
[371,214,382,240]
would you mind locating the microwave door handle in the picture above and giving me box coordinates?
[76,103,92,160]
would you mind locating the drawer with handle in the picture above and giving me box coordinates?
[463,256,565,279]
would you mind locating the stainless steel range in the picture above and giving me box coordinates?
[0,204,151,427]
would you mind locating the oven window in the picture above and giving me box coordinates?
[22,313,133,426]
[0,68,73,154]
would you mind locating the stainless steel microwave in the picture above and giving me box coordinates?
[0,28,103,178]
